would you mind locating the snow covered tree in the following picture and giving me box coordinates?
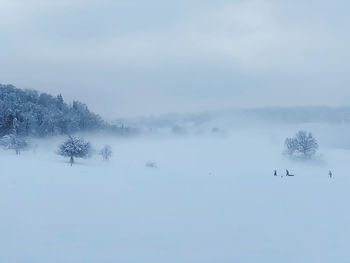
[56,94,64,110]
[284,131,318,159]
[57,136,91,166]
[11,117,19,135]
[99,145,112,161]
[0,133,28,155]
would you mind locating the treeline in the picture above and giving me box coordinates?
[0,84,105,137]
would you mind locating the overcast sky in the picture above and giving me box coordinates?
[0,0,349,118]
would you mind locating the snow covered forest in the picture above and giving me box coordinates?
[0,84,105,137]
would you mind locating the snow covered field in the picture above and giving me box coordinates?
[1,124,350,263]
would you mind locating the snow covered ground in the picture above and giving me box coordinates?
[1,124,350,262]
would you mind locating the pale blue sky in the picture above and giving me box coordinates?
[0,0,349,118]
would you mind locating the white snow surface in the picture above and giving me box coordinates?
[1,124,350,262]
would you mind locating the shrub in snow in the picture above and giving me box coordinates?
[284,130,318,159]
[211,127,220,134]
[0,133,28,155]
[145,161,157,168]
[172,125,186,135]
[57,136,91,166]
[99,145,112,161]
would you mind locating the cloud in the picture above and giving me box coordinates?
[0,0,350,117]
[4,0,345,73]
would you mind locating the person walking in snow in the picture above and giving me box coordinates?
[329,170,332,178]
[286,169,290,176]
[274,170,277,176]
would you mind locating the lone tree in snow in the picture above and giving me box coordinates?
[58,136,91,166]
[284,130,318,159]
[99,145,112,161]
[0,133,28,155]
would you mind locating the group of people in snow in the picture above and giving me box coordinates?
[273,169,333,178]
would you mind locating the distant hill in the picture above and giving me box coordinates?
[114,106,350,136]
[0,84,105,137]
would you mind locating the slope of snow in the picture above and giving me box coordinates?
[1,126,349,263]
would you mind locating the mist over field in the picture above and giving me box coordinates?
[1,0,350,262]
[2,116,350,262]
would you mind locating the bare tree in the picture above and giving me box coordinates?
[284,131,318,159]
[99,145,112,161]
[285,137,299,156]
